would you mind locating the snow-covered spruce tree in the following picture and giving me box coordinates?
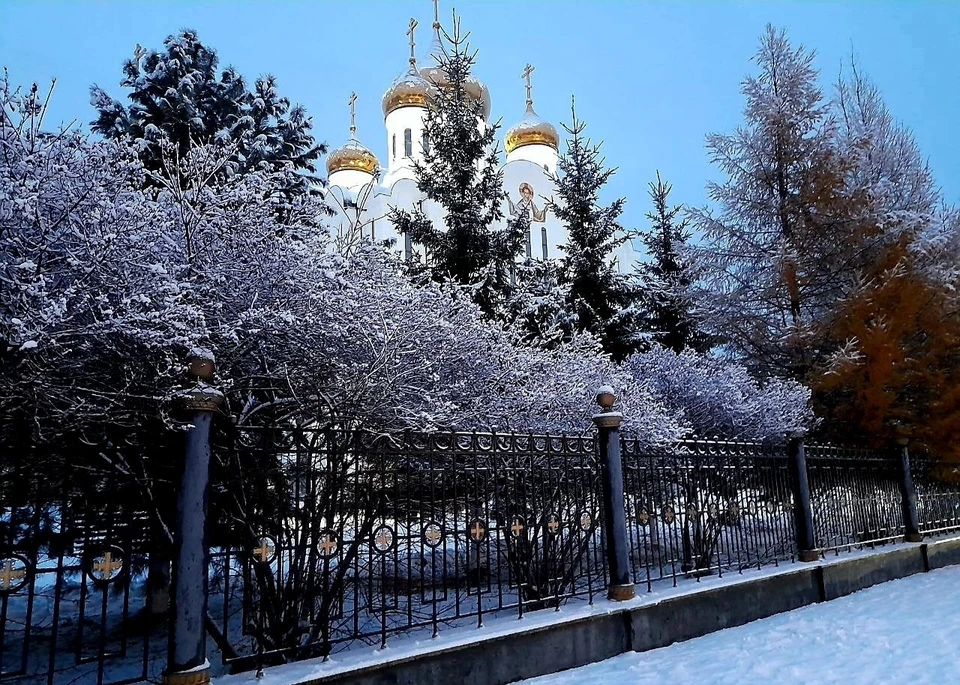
[690,26,851,381]
[636,172,707,353]
[504,259,574,350]
[389,15,524,317]
[90,29,324,194]
[553,98,639,361]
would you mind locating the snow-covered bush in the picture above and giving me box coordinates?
[624,345,814,442]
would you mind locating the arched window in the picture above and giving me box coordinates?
[541,227,548,260]
[392,134,396,160]
[404,129,413,157]
[422,131,430,155]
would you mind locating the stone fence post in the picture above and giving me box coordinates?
[592,385,635,601]
[165,352,223,685]
[787,435,819,562]
[897,437,923,543]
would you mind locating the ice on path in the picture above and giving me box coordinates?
[521,565,960,685]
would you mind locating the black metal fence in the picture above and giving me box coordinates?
[621,439,797,591]
[912,457,960,536]
[5,423,960,683]
[0,454,166,685]
[805,445,905,553]
[208,428,606,670]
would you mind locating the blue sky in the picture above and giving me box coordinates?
[2,1,958,232]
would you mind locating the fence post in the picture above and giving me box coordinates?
[592,385,635,601]
[787,435,819,562]
[897,437,923,543]
[164,352,223,685]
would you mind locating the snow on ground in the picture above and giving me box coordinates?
[521,565,960,685]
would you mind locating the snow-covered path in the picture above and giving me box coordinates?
[522,565,960,685]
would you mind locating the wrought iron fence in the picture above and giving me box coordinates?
[805,444,905,553]
[4,422,951,683]
[0,453,165,685]
[209,427,606,670]
[621,438,798,591]
[912,458,960,536]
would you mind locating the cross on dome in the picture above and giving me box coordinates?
[407,17,419,69]
[522,63,535,107]
[348,91,357,137]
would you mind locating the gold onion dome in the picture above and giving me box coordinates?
[505,103,559,154]
[418,63,491,121]
[419,16,491,121]
[326,137,379,176]
[328,92,379,176]
[381,68,433,117]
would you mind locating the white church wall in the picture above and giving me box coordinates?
[383,106,429,187]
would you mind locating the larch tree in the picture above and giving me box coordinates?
[690,25,852,381]
[553,99,639,361]
[389,14,525,317]
[636,172,706,353]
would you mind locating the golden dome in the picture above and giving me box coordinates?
[382,69,433,117]
[326,138,379,177]
[505,104,559,154]
[419,63,492,121]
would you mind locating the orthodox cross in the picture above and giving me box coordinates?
[92,552,122,581]
[0,559,25,591]
[407,18,419,68]
[521,63,535,106]
[432,0,441,30]
[348,92,357,137]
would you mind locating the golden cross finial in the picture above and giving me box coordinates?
[522,63,535,107]
[407,18,419,68]
[432,0,441,28]
[348,92,357,137]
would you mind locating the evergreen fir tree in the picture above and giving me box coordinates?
[553,98,638,360]
[389,15,524,316]
[637,172,707,353]
[90,30,324,193]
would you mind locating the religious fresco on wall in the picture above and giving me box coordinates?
[508,182,548,223]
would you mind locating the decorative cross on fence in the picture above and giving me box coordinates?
[0,559,26,591]
[510,519,525,537]
[374,527,394,552]
[253,540,274,563]
[424,523,442,546]
[92,552,122,581]
[469,521,485,542]
[319,533,338,557]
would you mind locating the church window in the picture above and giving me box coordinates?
[541,227,548,260]
[404,129,413,157]
[422,131,430,155]
[392,134,396,160]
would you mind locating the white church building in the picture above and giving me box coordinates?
[321,6,635,271]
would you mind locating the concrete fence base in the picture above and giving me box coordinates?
[219,536,960,685]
